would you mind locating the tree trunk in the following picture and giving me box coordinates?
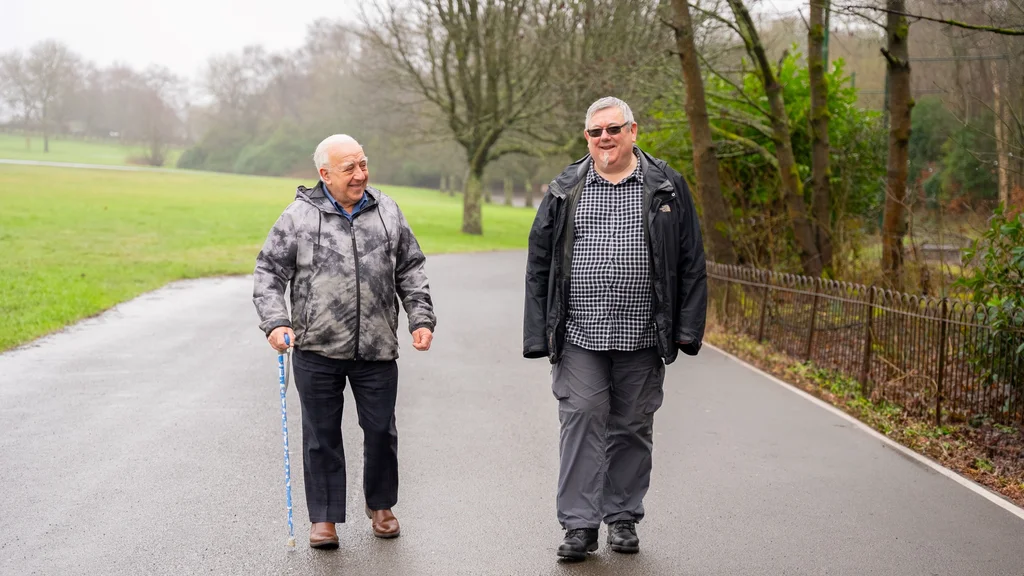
[727,0,821,276]
[524,179,534,208]
[671,0,736,265]
[42,104,49,153]
[504,177,514,206]
[808,0,833,274]
[462,165,484,235]
[1018,88,1024,196]
[881,0,913,289]
[990,59,1010,208]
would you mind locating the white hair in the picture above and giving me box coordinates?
[313,134,359,180]
[585,97,635,128]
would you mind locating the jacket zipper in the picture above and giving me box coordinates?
[646,181,675,356]
[645,180,675,262]
[350,220,362,361]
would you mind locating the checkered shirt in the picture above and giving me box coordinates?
[565,152,656,352]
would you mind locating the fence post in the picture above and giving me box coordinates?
[722,278,732,331]
[805,280,820,362]
[757,275,771,343]
[935,298,949,427]
[860,287,876,392]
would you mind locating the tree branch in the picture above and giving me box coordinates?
[688,2,742,36]
[698,51,771,118]
[710,124,779,168]
[842,4,1024,35]
[831,6,886,30]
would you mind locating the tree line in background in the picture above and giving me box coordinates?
[0,41,186,166]
[2,0,1023,294]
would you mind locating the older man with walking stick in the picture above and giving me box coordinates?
[254,134,436,549]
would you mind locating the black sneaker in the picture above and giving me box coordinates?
[607,520,639,553]
[557,528,599,561]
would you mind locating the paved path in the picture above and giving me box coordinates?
[0,158,182,173]
[2,252,1023,575]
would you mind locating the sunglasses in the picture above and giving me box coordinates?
[586,121,631,138]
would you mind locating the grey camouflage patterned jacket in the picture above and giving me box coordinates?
[253,182,435,361]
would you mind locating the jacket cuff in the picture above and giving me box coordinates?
[410,321,435,333]
[677,340,701,356]
[262,320,292,338]
[675,329,701,356]
[523,338,549,359]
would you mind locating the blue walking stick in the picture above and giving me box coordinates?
[278,333,296,547]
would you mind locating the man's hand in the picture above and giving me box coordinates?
[411,327,433,351]
[268,326,295,352]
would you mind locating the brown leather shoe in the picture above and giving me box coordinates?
[365,505,400,538]
[309,522,339,549]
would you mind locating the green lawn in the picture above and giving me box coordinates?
[0,133,183,167]
[0,164,535,352]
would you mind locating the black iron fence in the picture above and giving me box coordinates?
[708,263,1024,425]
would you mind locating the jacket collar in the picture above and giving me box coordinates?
[550,145,670,198]
[296,181,380,214]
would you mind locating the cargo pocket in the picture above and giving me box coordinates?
[551,360,570,401]
[643,362,666,415]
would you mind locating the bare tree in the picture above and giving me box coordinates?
[0,52,36,149]
[808,0,833,274]
[726,0,822,276]
[669,0,736,264]
[138,66,186,166]
[881,0,913,289]
[1,42,80,152]
[22,41,81,152]
[550,0,673,158]
[203,46,272,124]
[362,0,574,235]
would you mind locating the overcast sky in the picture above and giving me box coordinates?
[1,0,808,80]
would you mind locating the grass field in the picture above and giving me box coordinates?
[0,133,183,167]
[0,164,536,352]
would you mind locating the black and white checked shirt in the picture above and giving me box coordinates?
[566,152,656,352]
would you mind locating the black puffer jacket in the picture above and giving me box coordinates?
[522,147,707,365]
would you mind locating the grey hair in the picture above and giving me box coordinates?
[313,134,359,180]
[585,97,635,128]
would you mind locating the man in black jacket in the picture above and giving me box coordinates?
[522,97,707,561]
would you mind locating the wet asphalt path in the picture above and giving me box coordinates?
[2,251,1023,575]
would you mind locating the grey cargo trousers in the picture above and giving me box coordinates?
[552,343,666,530]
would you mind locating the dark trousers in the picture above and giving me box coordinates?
[292,348,400,523]
[551,343,666,530]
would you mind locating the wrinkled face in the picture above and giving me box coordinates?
[584,107,637,172]
[319,141,369,205]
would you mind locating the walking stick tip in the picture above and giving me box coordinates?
[286,537,296,547]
